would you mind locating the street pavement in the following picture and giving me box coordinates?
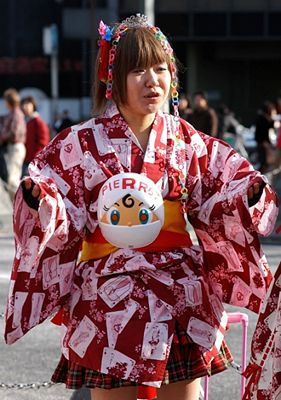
[0,182,280,400]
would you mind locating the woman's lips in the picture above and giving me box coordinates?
[144,92,160,98]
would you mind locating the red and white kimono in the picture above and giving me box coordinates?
[4,104,278,387]
[243,260,281,400]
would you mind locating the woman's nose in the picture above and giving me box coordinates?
[146,69,158,87]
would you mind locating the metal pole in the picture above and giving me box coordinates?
[51,53,59,100]
[144,0,155,26]
[51,52,59,122]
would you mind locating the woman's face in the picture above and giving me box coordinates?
[21,101,34,117]
[122,62,171,117]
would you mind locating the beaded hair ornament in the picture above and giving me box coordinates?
[98,14,187,201]
[97,14,179,117]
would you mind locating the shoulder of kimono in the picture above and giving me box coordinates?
[179,117,205,142]
[55,117,100,140]
[71,117,98,132]
[193,128,232,150]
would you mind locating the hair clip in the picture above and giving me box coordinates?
[98,20,113,41]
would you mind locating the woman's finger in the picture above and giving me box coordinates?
[253,182,260,195]
[248,186,254,199]
[31,184,41,198]
[24,178,32,190]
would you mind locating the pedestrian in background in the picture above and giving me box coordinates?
[53,109,73,134]
[274,125,281,168]
[4,14,278,400]
[21,96,50,177]
[187,90,218,137]
[217,103,241,140]
[0,88,26,200]
[0,115,8,184]
[254,100,277,173]
[178,93,192,120]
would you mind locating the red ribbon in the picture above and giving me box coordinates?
[98,39,111,83]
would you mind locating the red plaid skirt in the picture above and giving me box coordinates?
[52,322,233,389]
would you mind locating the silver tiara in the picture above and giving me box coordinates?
[121,13,151,28]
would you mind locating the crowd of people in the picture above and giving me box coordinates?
[1,85,280,202]
[178,91,281,174]
[0,88,27,200]
[0,88,76,201]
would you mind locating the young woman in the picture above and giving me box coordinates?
[0,88,26,199]
[4,15,278,400]
[21,96,50,177]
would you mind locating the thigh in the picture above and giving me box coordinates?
[90,386,137,400]
[157,378,201,400]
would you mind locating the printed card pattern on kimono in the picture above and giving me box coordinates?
[4,104,278,387]
[243,262,281,400]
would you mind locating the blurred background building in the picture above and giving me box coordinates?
[0,0,281,126]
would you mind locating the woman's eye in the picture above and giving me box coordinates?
[133,68,145,74]
[156,64,168,72]
[138,208,151,225]
[108,208,120,225]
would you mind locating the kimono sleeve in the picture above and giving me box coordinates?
[187,134,279,312]
[243,262,281,400]
[4,128,88,344]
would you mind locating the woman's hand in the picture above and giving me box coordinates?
[247,182,261,200]
[247,181,265,207]
[21,178,41,210]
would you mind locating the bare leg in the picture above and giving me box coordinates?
[90,386,137,400]
[157,378,201,400]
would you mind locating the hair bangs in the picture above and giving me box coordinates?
[129,29,170,69]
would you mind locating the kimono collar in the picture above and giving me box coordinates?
[101,103,187,199]
[101,103,168,189]
[102,102,165,123]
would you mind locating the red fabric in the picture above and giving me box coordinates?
[243,261,281,399]
[25,116,50,162]
[98,39,111,83]
[51,336,233,389]
[137,386,157,399]
[53,295,158,399]
[4,104,278,388]
[242,363,262,400]
[51,309,64,325]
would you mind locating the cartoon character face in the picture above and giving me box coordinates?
[101,193,159,227]
[97,173,164,249]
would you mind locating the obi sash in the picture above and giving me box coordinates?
[80,200,192,261]
[79,199,192,399]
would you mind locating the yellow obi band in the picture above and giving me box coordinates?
[80,200,192,261]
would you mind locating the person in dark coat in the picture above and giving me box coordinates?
[254,101,276,173]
